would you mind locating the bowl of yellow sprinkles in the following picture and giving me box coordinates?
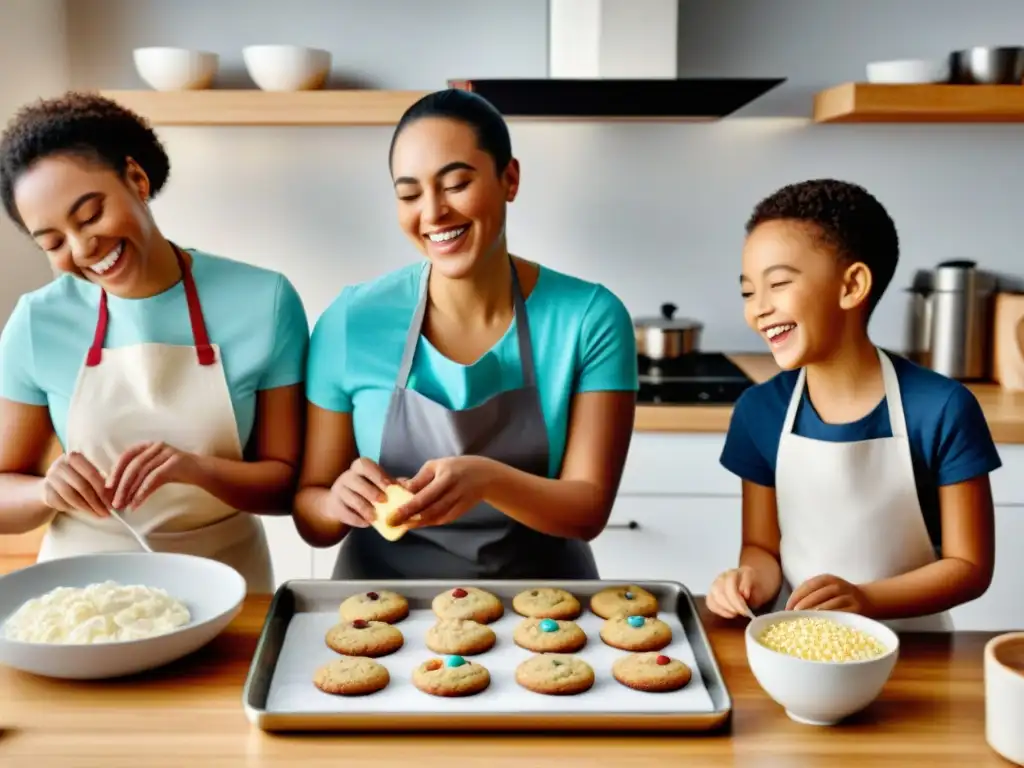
[745,610,899,726]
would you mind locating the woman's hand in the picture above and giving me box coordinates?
[323,457,396,529]
[107,442,199,511]
[40,451,111,517]
[389,456,493,528]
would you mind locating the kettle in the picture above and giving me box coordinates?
[904,260,997,380]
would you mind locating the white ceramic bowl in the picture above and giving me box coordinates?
[0,552,245,680]
[745,610,900,725]
[866,58,950,84]
[133,47,218,91]
[242,45,331,91]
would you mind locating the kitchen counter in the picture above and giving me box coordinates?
[636,353,1024,443]
[0,594,1009,767]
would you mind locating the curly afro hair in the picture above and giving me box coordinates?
[0,91,170,228]
[745,178,899,316]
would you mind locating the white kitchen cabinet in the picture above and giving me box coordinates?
[949,505,1024,631]
[259,515,312,587]
[590,495,741,593]
[312,543,342,579]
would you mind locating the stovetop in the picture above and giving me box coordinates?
[637,352,754,405]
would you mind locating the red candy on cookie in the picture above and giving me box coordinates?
[352,619,368,629]
[452,588,468,598]
[366,591,379,600]
[656,655,670,665]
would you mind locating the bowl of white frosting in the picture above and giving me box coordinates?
[0,552,245,679]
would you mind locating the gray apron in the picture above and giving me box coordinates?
[332,262,599,580]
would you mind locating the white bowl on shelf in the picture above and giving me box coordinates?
[133,47,218,91]
[745,609,900,726]
[242,45,331,91]
[0,552,245,680]
[866,58,950,84]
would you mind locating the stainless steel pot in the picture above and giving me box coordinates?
[633,303,702,360]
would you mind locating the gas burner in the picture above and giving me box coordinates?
[637,352,753,404]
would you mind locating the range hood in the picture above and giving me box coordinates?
[448,0,784,120]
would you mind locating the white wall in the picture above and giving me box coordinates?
[0,0,69,319]
[53,0,1024,352]
[0,0,1014,350]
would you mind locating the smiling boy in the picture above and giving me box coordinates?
[706,179,1001,630]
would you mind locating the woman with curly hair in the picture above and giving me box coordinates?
[0,92,309,592]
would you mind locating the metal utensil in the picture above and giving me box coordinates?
[109,509,153,552]
[951,46,1024,84]
[633,302,703,361]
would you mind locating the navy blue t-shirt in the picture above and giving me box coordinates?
[720,352,1003,549]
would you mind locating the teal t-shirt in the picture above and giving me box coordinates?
[0,249,310,450]
[306,262,639,477]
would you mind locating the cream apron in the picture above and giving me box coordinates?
[37,246,274,594]
[773,348,953,631]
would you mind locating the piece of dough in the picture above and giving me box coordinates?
[370,484,414,541]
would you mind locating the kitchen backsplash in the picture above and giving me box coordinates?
[6,0,1024,353]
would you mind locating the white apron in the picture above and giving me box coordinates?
[37,246,274,594]
[774,348,953,631]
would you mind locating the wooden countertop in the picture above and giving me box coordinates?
[0,593,1011,767]
[635,353,1024,444]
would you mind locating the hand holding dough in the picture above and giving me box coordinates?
[370,484,415,541]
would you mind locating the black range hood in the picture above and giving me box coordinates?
[447,77,786,120]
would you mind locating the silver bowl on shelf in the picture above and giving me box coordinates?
[950,46,1024,84]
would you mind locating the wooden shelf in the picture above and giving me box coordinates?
[814,82,1024,123]
[98,89,431,125]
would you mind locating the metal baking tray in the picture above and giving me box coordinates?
[242,579,732,732]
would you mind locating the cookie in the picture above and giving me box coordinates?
[313,657,390,696]
[325,619,404,657]
[339,590,409,623]
[600,614,672,651]
[513,617,587,653]
[589,584,659,619]
[412,655,491,697]
[425,618,497,655]
[515,653,595,695]
[431,586,504,623]
[612,652,692,692]
[370,484,413,541]
[512,587,582,619]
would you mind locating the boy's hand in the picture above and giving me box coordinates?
[707,566,763,618]
[787,573,870,614]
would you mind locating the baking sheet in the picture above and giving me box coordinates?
[265,606,716,714]
[244,580,732,731]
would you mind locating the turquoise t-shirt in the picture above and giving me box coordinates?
[0,249,309,450]
[306,262,639,477]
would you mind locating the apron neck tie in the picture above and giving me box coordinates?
[86,244,215,367]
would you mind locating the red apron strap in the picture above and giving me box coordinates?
[85,244,215,367]
[85,290,109,367]
[175,246,216,366]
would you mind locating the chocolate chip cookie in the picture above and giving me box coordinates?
[339,590,409,624]
[425,618,496,655]
[515,653,595,695]
[589,584,659,619]
[612,652,692,692]
[512,617,587,653]
[599,614,672,651]
[512,587,582,620]
[325,619,404,657]
[313,656,390,696]
[412,655,491,697]
[431,587,504,623]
